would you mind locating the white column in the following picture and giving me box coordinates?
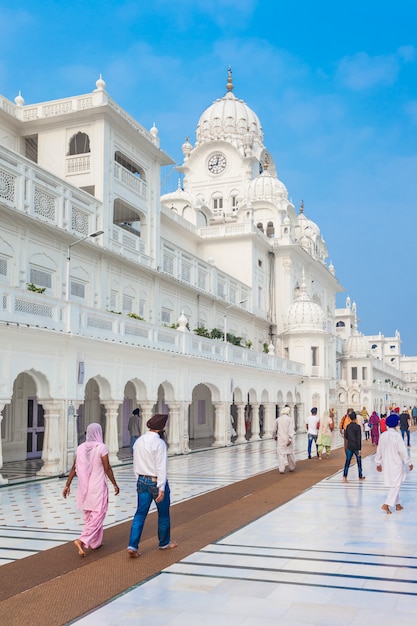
[0,402,7,484]
[263,402,276,439]
[212,401,227,447]
[103,401,120,466]
[167,402,181,454]
[182,402,191,454]
[66,401,78,472]
[140,401,155,434]
[235,402,247,444]
[251,403,261,441]
[37,400,62,476]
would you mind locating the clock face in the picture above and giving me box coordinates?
[208,153,226,174]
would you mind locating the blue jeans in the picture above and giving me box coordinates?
[400,429,410,446]
[307,434,318,458]
[343,449,363,478]
[130,435,139,452]
[128,476,171,550]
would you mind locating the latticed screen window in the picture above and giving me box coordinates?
[110,290,117,309]
[181,262,191,283]
[161,308,171,324]
[30,267,52,289]
[70,281,85,299]
[163,254,174,275]
[139,299,145,317]
[0,257,7,276]
[123,295,133,313]
[198,269,207,290]
[217,280,225,298]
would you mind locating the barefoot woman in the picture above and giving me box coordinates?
[63,423,119,556]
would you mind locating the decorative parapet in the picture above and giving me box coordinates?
[0,286,304,376]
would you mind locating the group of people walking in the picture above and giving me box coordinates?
[63,401,414,558]
[325,405,413,513]
[63,411,177,558]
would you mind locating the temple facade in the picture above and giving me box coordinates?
[0,71,415,481]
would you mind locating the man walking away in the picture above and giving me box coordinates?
[399,407,411,447]
[128,408,141,452]
[306,407,319,459]
[272,406,296,474]
[343,411,365,483]
[127,413,177,557]
[375,414,413,514]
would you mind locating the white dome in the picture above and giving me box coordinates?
[298,212,320,237]
[344,332,370,357]
[161,184,195,208]
[247,170,288,202]
[195,72,264,151]
[286,292,324,331]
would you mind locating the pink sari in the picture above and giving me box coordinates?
[75,423,109,549]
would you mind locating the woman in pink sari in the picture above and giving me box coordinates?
[63,423,119,556]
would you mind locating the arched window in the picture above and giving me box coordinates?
[68,132,90,155]
[257,222,264,232]
[266,221,275,237]
[336,321,345,327]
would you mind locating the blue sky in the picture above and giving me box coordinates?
[1,1,417,353]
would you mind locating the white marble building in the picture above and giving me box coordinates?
[0,70,415,481]
[335,297,417,415]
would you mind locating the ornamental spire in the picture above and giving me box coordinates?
[226,65,234,92]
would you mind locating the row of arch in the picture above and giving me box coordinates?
[0,369,307,477]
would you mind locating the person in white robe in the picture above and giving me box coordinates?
[272,406,296,474]
[375,413,413,514]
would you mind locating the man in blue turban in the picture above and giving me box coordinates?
[375,412,413,514]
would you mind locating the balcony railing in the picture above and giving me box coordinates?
[0,286,304,376]
[114,162,147,199]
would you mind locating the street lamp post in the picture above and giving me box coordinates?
[66,230,104,331]
[223,299,248,343]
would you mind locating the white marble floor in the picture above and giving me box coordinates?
[0,432,317,565]
[72,433,417,626]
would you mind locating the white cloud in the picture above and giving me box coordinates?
[337,52,399,90]
[336,47,416,90]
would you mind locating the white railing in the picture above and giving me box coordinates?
[0,286,304,376]
[199,221,256,238]
[66,155,91,175]
[113,162,147,199]
[0,144,98,236]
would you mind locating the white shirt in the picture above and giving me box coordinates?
[306,414,319,435]
[133,431,167,490]
[375,428,410,487]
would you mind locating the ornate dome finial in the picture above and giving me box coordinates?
[299,199,304,214]
[226,65,234,92]
[15,90,25,107]
[181,135,193,158]
[95,74,106,91]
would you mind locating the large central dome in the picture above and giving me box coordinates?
[195,69,264,150]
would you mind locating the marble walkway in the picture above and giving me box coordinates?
[2,431,417,625]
